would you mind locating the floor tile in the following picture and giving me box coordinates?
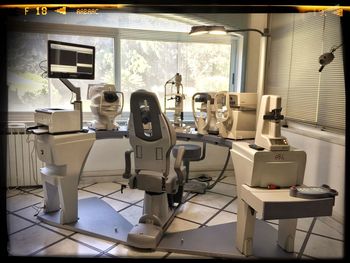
[318,217,343,236]
[182,192,197,202]
[29,187,44,197]
[297,217,343,240]
[78,189,102,200]
[39,222,75,236]
[111,175,129,186]
[206,211,237,226]
[166,217,201,233]
[223,199,238,213]
[100,197,130,212]
[6,188,23,198]
[97,253,115,258]
[6,193,43,212]
[300,254,315,259]
[7,214,34,234]
[219,175,236,185]
[119,206,143,226]
[294,231,343,259]
[190,192,233,209]
[70,233,115,251]
[176,202,219,224]
[108,187,144,204]
[35,238,100,257]
[266,217,343,242]
[166,252,213,259]
[107,244,167,258]
[8,225,64,256]
[83,182,121,196]
[13,205,43,223]
[77,181,95,189]
[207,182,236,197]
[135,199,144,207]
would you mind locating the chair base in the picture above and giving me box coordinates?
[127,223,163,249]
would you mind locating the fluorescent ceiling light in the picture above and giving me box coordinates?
[189,25,268,37]
[189,26,209,35]
[208,26,227,35]
[189,25,228,35]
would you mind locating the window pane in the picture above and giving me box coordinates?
[121,39,231,119]
[7,32,49,111]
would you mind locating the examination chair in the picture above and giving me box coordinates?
[123,89,185,249]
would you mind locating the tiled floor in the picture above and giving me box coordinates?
[6,171,344,259]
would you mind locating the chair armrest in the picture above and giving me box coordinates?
[123,149,134,179]
[174,145,185,184]
[199,141,207,161]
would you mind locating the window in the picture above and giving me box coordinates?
[7,13,237,123]
[7,32,48,112]
[266,12,345,133]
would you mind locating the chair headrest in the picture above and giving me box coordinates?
[130,89,164,142]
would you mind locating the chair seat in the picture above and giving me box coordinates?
[129,168,185,194]
[172,144,202,161]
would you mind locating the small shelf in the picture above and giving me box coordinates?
[241,184,335,220]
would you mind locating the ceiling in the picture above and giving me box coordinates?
[153,13,250,30]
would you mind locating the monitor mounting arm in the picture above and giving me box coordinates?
[60,78,82,130]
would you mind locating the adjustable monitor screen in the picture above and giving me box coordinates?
[48,40,95,79]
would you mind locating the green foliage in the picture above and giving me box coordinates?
[121,39,230,92]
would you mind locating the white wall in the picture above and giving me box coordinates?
[282,128,345,224]
[245,14,268,92]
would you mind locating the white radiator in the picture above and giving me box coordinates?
[7,123,43,187]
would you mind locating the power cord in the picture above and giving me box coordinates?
[39,59,47,79]
[206,148,231,190]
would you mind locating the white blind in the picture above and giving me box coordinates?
[287,13,323,124]
[266,12,345,132]
[265,13,294,115]
[318,14,345,131]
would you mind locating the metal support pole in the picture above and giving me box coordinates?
[256,34,268,125]
[59,78,82,130]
